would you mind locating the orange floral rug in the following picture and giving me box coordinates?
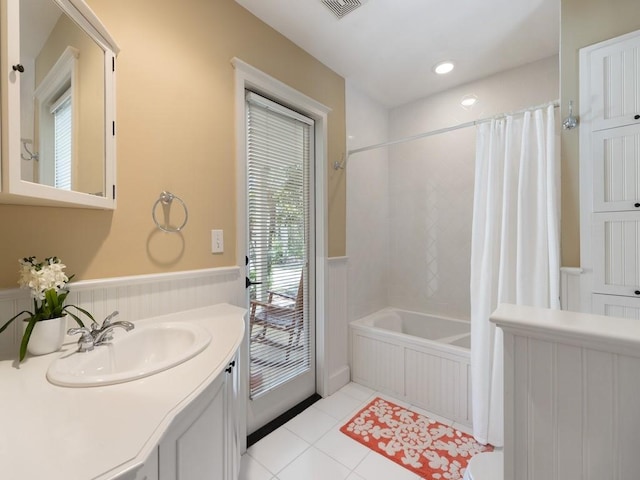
[340,397,493,479]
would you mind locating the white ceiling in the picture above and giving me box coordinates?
[234,0,559,108]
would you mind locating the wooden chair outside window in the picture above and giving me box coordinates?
[249,274,304,362]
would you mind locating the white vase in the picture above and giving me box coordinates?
[24,315,67,356]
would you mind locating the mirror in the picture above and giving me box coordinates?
[20,0,105,195]
[1,0,119,208]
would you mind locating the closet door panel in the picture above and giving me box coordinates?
[592,213,640,297]
[592,294,640,319]
[593,124,640,212]
[590,34,640,131]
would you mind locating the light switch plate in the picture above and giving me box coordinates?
[211,229,223,253]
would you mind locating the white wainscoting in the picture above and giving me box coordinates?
[326,256,349,395]
[560,266,582,312]
[0,267,244,358]
[0,261,350,398]
[350,325,472,426]
[493,304,640,480]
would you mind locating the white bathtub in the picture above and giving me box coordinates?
[350,308,472,426]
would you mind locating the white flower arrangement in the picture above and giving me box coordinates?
[18,256,69,301]
[1,257,95,361]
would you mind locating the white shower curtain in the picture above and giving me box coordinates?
[470,105,560,447]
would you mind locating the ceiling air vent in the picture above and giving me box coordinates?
[321,0,365,19]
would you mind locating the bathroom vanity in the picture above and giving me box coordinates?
[0,303,245,480]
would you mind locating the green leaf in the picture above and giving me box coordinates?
[45,289,59,313]
[0,310,33,334]
[62,305,95,328]
[64,310,84,328]
[19,316,39,362]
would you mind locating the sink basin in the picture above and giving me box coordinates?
[46,322,211,387]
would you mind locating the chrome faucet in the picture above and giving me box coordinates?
[93,320,135,346]
[68,310,135,352]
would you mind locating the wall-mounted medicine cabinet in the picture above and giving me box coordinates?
[0,0,119,209]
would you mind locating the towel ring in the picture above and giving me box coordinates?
[152,191,188,233]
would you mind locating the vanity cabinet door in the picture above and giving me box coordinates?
[131,448,159,480]
[225,356,240,480]
[159,372,227,480]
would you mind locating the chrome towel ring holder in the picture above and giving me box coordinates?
[152,191,188,233]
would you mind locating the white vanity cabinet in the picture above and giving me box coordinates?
[158,356,239,480]
[130,449,159,480]
[117,355,240,480]
[0,304,245,480]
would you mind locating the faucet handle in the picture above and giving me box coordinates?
[68,327,95,352]
[101,310,120,328]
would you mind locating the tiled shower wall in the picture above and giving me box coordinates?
[388,128,475,320]
[347,56,560,322]
[346,81,390,322]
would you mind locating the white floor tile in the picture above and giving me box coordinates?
[284,406,338,444]
[354,452,421,480]
[338,382,376,402]
[239,454,273,480]
[346,473,367,480]
[277,446,351,480]
[315,427,370,470]
[314,391,366,421]
[247,426,310,474]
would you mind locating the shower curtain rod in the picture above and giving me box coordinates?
[347,99,560,157]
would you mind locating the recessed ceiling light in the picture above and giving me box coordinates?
[461,95,478,107]
[433,61,454,75]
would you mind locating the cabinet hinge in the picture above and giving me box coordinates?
[112,57,115,72]
[112,121,115,136]
[112,185,116,200]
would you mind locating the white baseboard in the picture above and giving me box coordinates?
[327,365,351,396]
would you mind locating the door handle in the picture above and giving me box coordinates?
[246,277,262,288]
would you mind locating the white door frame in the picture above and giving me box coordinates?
[232,58,330,451]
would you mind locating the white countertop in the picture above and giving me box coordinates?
[491,303,640,354]
[0,303,246,480]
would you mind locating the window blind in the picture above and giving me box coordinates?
[51,89,72,191]
[246,92,313,399]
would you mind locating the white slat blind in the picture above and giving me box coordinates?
[51,89,73,191]
[246,92,312,399]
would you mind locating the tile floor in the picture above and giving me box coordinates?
[240,382,475,480]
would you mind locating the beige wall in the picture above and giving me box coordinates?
[0,0,346,288]
[560,0,640,267]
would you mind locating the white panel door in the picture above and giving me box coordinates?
[592,212,640,297]
[592,124,640,212]
[592,293,640,319]
[590,31,640,131]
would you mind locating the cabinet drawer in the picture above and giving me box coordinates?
[592,294,640,320]
[593,213,640,297]
[593,124,640,212]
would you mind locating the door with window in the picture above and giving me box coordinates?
[245,91,316,433]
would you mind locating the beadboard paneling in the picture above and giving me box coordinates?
[502,315,640,480]
[0,267,243,358]
[326,257,349,394]
[560,267,582,312]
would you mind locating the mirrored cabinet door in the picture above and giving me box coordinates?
[0,0,118,209]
